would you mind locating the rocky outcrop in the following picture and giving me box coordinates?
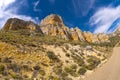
[2,18,43,33]
[83,32,109,43]
[39,14,109,43]
[2,14,109,43]
[69,28,79,40]
[74,27,85,41]
[40,14,86,41]
[40,14,65,27]
[98,33,109,42]
[40,14,71,40]
[84,32,97,43]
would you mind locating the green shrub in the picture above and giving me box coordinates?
[33,65,40,70]
[61,77,72,80]
[47,51,60,62]
[53,67,62,75]
[10,73,18,79]
[60,71,68,78]
[86,56,101,70]
[70,64,77,70]
[71,55,85,66]
[0,64,5,74]
[22,64,31,71]
[86,64,95,70]
[39,70,45,76]
[7,63,21,73]
[78,67,87,75]
[48,75,59,80]
[65,53,70,57]
[64,66,78,77]
[2,57,12,63]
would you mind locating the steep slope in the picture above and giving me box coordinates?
[0,14,119,80]
[0,29,113,80]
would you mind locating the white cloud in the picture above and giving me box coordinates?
[33,0,42,13]
[90,6,120,33]
[72,0,95,17]
[0,0,37,28]
[0,0,15,9]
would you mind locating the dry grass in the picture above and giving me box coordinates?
[0,41,51,79]
[0,29,117,79]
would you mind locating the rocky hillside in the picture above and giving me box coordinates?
[0,30,111,80]
[0,14,119,80]
[3,14,109,43]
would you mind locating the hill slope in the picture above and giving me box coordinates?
[3,14,109,43]
[0,14,119,80]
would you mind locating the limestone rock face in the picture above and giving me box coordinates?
[2,18,43,33]
[83,32,108,43]
[2,15,109,43]
[83,32,93,43]
[40,14,70,39]
[40,14,109,43]
[74,27,85,41]
[69,28,79,40]
[40,14,64,27]
[98,33,109,42]
[40,14,85,41]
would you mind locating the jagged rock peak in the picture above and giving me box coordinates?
[40,14,70,39]
[2,16,109,43]
[2,18,42,33]
[40,14,65,27]
[39,14,109,43]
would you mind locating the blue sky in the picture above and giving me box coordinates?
[0,0,120,33]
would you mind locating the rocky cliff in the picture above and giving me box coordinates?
[40,14,109,43]
[2,14,109,43]
[3,18,43,33]
[40,14,71,40]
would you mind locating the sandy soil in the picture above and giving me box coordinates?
[84,47,120,80]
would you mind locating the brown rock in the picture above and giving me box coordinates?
[83,32,99,43]
[69,28,79,40]
[40,14,70,40]
[83,32,93,42]
[98,33,109,42]
[74,27,85,41]
[83,32,108,43]
[2,15,109,43]
[40,14,65,27]
[2,18,42,33]
[40,14,109,43]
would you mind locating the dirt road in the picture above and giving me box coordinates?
[84,47,120,80]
